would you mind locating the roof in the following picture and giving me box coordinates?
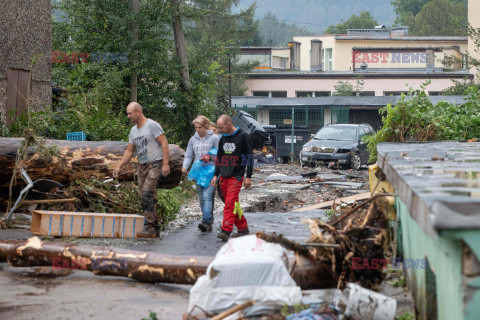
[231,95,469,109]
[377,141,480,236]
[246,71,473,80]
[335,36,468,42]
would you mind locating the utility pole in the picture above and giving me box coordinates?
[171,0,190,89]
[129,0,139,102]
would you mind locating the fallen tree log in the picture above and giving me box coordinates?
[0,137,185,191]
[0,237,334,289]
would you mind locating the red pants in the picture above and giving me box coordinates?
[219,176,248,233]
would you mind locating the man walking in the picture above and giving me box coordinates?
[212,114,253,241]
[113,102,170,238]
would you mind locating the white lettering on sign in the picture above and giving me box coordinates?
[285,136,303,143]
[353,52,428,64]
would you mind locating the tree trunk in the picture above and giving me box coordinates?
[171,0,190,89]
[129,0,139,102]
[0,137,184,191]
[0,237,334,289]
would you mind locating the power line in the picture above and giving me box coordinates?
[182,4,329,29]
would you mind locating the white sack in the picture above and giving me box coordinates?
[188,235,302,316]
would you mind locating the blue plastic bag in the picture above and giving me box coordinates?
[188,148,217,187]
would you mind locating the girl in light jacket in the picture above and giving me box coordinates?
[182,116,219,232]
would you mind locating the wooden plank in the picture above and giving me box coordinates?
[16,70,31,119]
[31,211,144,238]
[292,192,371,212]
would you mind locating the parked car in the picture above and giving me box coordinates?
[299,123,375,170]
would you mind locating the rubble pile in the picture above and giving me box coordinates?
[258,195,391,290]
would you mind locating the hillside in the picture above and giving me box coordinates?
[236,0,395,34]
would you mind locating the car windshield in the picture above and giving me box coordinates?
[314,127,357,141]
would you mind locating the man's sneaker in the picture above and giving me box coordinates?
[217,230,231,241]
[198,222,213,233]
[231,228,250,238]
[136,226,159,238]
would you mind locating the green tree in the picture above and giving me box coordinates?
[391,0,430,26]
[257,12,313,46]
[181,0,261,117]
[325,11,378,34]
[442,78,476,95]
[51,0,258,146]
[410,0,467,36]
[333,76,365,96]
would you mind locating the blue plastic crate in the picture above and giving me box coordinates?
[66,131,86,141]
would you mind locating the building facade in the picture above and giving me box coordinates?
[243,28,472,98]
[238,47,291,71]
[0,0,52,126]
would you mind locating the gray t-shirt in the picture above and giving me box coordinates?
[128,119,165,164]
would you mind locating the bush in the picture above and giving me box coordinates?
[8,103,130,142]
[366,84,480,162]
[156,179,195,226]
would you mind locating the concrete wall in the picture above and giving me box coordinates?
[245,77,459,97]
[293,35,468,72]
[396,198,464,320]
[0,0,52,124]
[294,36,336,71]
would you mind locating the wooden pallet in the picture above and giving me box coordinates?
[31,210,145,238]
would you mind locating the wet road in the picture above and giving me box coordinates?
[0,208,327,320]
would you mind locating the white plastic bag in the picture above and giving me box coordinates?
[188,235,302,316]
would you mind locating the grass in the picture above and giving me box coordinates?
[392,276,407,288]
[396,312,415,320]
[141,312,158,320]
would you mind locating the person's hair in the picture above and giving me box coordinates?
[209,122,218,129]
[193,115,210,128]
[218,114,232,124]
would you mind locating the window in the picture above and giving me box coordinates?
[322,48,333,71]
[359,91,375,96]
[296,91,312,97]
[314,127,357,141]
[383,91,409,96]
[271,91,287,97]
[296,91,331,97]
[272,56,288,69]
[314,91,331,97]
[252,91,269,97]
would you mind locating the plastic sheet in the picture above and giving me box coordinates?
[188,235,302,316]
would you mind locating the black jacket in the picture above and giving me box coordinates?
[214,128,253,179]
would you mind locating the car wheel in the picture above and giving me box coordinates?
[351,153,362,170]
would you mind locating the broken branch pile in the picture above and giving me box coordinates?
[0,137,185,194]
[258,196,392,289]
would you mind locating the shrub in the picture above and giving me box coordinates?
[366,84,480,162]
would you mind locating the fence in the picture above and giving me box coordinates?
[233,105,350,133]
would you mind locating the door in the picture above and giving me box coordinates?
[358,127,369,163]
[6,69,31,125]
[331,106,349,124]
